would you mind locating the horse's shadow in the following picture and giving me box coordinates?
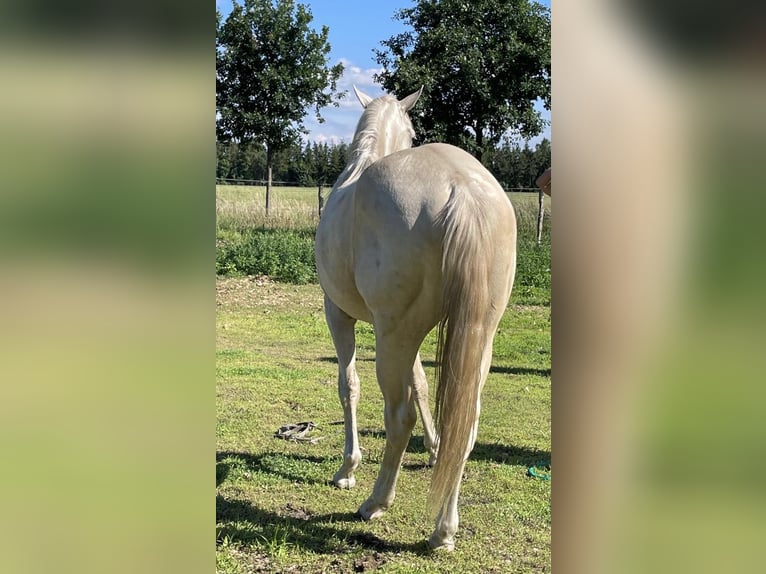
[488,365,551,377]
[320,356,551,377]
[216,494,430,554]
[216,440,548,555]
[378,434,549,467]
[470,442,550,465]
[217,439,549,487]
[216,450,332,487]
[216,450,430,555]
[353,428,549,469]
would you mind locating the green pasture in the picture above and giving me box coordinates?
[215,183,551,572]
[216,279,551,573]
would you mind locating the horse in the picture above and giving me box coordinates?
[314,86,517,550]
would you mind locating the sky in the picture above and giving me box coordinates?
[216,0,551,146]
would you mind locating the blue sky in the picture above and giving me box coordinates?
[216,0,551,145]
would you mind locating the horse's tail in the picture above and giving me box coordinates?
[429,180,496,517]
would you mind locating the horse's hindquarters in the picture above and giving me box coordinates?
[315,188,374,323]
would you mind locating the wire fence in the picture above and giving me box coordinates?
[216,177,540,193]
[216,177,332,187]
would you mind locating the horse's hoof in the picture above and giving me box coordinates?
[358,499,387,521]
[428,534,455,551]
[333,475,356,489]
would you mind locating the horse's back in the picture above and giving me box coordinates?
[358,143,507,211]
[355,143,512,230]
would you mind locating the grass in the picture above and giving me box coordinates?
[215,183,551,571]
[216,227,316,283]
[216,277,551,573]
[216,185,321,232]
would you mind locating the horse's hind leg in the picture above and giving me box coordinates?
[413,353,439,466]
[359,328,422,520]
[325,296,362,489]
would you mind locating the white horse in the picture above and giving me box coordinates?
[315,87,516,550]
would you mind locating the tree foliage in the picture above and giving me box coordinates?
[485,138,550,189]
[216,0,344,210]
[375,0,550,160]
[216,137,550,191]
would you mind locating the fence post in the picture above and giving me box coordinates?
[318,183,324,218]
[535,167,551,244]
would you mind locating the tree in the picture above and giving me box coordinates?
[216,142,232,180]
[534,137,551,176]
[216,0,344,213]
[521,143,536,187]
[375,0,550,161]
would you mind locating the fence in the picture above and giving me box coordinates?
[216,177,332,187]
[216,180,550,238]
[216,176,540,193]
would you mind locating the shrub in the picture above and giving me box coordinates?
[216,228,316,284]
[513,237,551,306]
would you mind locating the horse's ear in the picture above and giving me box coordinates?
[353,85,374,108]
[398,86,423,112]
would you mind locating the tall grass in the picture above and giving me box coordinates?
[216,187,319,232]
[508,192,552,305]
[216,186,320,284]
[508,192,552,239]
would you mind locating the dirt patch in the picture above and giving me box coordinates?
[216,276,324,311]
[249,552,273,573]
[352,551,386,572]
[216,276,287,308]
[281,502,313,521]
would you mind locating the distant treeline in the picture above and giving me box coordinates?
[217,138,551,191]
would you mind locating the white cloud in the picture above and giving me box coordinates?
[335,58,386,109]
[303,58,386,143]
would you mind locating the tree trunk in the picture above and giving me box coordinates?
[537,189,545,244]
[265,144,272,216]
[318,183,324,218]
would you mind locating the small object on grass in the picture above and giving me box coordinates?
[274,421,325,444]
[527,460,551,480]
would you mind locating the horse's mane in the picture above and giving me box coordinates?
[333,96,398,190]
